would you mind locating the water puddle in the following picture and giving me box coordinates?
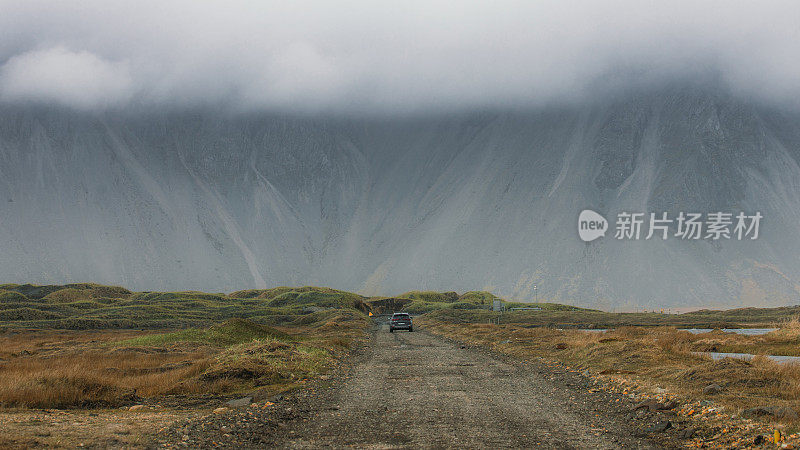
[558,328,610,332]
[565,328,778,336]
[681,328,776,336]
[694,352,800,364]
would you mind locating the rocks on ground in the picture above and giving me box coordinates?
[645,421,672,433]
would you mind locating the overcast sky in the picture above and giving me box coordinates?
[0,1,798,113]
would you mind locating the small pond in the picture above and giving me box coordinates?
[694,352,800,364]
[681,328,776,336]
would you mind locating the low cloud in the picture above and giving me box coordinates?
[0,47,133,109]
[0,1,798,113]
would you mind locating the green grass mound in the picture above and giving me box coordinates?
[128,291,228,302]
[397,291,459,303]
[229,286,369,312]
[0,284,65,300]
[265,287,367,311]
[0,283,371,330]
[228,287,295,300]
[117,318,292,347]
[0,283,131,302]
[42,288,91,303]
[404,300,449,314]
[200,339,329,386]
[39,284,132,303]
[395,291,508,313]
[0,307,64,321]
[0,289,30,302]
[395,290,503,314]
[457,291,499,305]
[450,301,485,310]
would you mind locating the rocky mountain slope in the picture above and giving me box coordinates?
[2,85,799,308]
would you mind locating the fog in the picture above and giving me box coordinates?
[0,1,799,113]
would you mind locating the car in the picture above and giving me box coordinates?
[389,312,413,332]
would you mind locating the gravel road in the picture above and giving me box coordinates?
[160,325,677,448]
[276,325,663,449]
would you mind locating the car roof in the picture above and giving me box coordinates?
[392,312,410,315]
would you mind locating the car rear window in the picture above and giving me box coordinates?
[394,314,410,319]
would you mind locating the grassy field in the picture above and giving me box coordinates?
[3,282,800,410]
[3,282,800,446]
[0,313,366,409]
[0,284,370,410]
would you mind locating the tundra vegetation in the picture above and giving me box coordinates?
[0,284,370,410]
[2,282,800,446]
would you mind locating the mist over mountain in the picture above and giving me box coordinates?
[3,2,800,113]
[1,84,799,309]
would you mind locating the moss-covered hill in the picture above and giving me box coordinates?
[0,283,368,330]
[370,290,592,315]
[3,282,793,330]
[0,283,563,329]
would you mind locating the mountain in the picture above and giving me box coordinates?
[2,84,800,309]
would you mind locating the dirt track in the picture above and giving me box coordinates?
[278,325,666,448]
[161,325,676,448]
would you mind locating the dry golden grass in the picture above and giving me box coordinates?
[0,332,215,408]
[0,314,367,409]
[423,319,800,422]
[0,329,141,355]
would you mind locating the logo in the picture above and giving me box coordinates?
[578,209,608,242]
[577,209,762,242]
